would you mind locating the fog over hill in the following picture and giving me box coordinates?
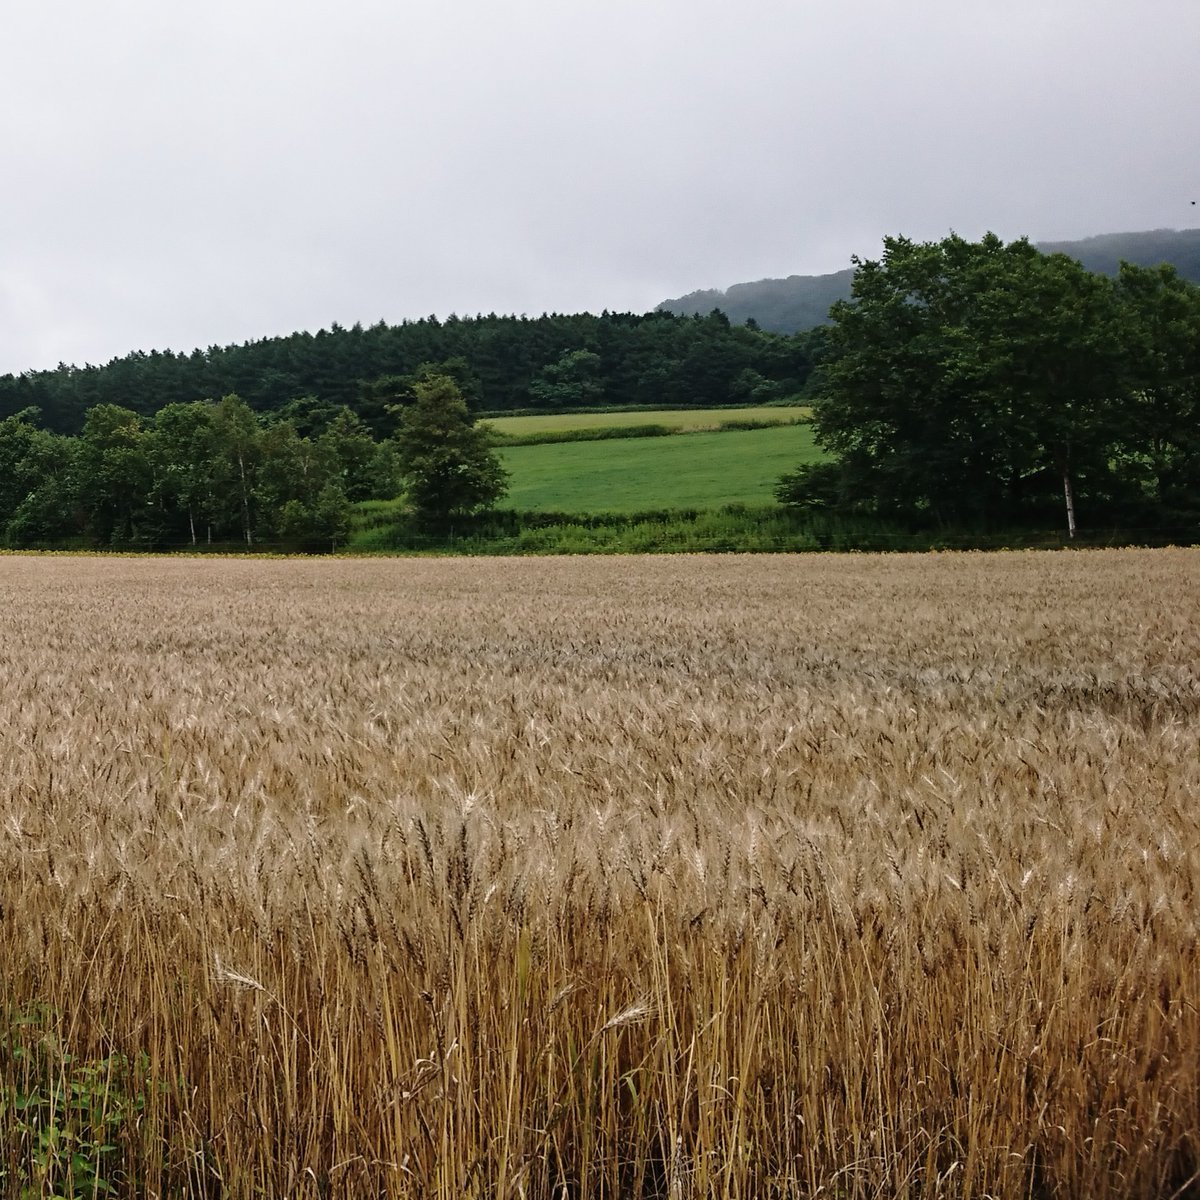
[658,229,1200,333]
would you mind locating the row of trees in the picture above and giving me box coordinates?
[7,233,1193,551]
[778,235,1200,534]
[0,310,817,436]
[0,378,505,550]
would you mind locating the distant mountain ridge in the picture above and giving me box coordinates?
[658,228,1200,333]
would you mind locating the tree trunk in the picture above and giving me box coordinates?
[238,451,252,546]
[1061,463,1077,540]
[188,506,197,547]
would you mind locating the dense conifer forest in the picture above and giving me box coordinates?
[0,311,815,436]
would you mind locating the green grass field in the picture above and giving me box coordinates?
[482,405,810,436]
[497,423,824,513]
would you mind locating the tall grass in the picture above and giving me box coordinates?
[477,405,812,434]
[0,550,1197,1197]
[349,503,1181,556]
[484,418,809,447]
[350,503,845,554]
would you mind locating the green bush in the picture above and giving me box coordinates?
[1,1004,157,1199]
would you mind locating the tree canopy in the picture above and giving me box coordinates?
[778,233,1200,535]
[0,310,817,435]
[394,376,508,525]
[0,396,387,551]
[659,227,1200,334]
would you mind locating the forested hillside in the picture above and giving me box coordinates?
[0,311,815,436]
[657,270,856,337]
[659,228,1200,332]
[1036,228,1200,281]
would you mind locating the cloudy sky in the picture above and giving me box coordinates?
[1,0,1196,374]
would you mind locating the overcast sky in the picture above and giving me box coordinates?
[1,0,1196,374]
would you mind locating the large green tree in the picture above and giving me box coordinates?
[317,407,381,500]
[788,233,1129,534]
[151,401,219,545]
[0,410,78,547]
[208,394,262,546]
[0,409,57,528]
[1111,263,1200,517]
[73,405,156,545]
[393,375,508,526]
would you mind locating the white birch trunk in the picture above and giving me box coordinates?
[1062,464,1077,540]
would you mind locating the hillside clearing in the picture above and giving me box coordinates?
[498,421,824,512]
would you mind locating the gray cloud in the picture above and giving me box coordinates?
[2,0,1196,373]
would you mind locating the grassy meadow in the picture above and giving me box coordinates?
[497,423,823,512]
[0,550,1198,1198]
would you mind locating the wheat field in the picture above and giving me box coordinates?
[0,550,1197,1199]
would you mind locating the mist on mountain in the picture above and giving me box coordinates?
[658,229,1200,333]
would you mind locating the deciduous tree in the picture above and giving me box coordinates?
[1112,263,1200,516]
[393,375,508,526]
[793,233,1128,534]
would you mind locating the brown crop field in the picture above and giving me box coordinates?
[0,550,1197,1199]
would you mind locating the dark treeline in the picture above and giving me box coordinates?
[0,310,816,437]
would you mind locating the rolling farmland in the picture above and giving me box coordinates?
[0,550,1197,1198]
